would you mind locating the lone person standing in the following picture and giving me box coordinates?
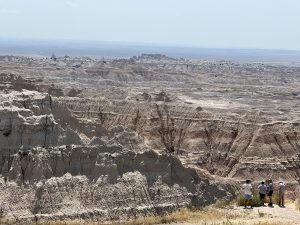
[278,181,285,207]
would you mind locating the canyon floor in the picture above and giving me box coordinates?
[0,54,299,223]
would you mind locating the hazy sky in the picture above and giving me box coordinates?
[0,0,299,50]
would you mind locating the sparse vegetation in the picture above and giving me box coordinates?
[0,206,296,225]
[236,191,283,208]
[236,193,261,207]
[215,197,234,209]
[258,210,266,218]
[296,197,300,211]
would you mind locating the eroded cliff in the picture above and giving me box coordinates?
[61,98,300,183]
[0,87,233,222]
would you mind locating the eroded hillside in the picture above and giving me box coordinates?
[0,73,234,222]
[0,55,299,221]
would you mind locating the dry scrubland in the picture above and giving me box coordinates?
[0,55,300,223]
[1,205,300,225]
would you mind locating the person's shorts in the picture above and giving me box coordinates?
[244,194,252,200]
[267,191,273,196]
[259,193,266,199]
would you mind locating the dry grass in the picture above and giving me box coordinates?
[0,209,232,225]
[251,223,292,225]
[0,206,297,225]
[296,200,300,211]
[296,193,300,211]
[0,210,190,225]
[214,197,234,209]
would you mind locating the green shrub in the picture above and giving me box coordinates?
[236,191,282,207]
[236,193,262,207]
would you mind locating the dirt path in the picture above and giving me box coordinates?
[253,204,300,223]
[171,204,300,225]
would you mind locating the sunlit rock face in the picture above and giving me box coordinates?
[1,54,300,221]
[0,86,233,221]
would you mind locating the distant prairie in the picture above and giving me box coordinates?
[1,37,300,65]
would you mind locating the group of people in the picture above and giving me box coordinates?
[243,179,285,209]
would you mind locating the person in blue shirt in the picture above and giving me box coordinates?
[258,181,267,206]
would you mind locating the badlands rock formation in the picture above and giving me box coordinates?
[61,97,300,184]
[0,78,233,221]
[0,54,299,221]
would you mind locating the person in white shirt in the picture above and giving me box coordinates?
[242,179,253,208]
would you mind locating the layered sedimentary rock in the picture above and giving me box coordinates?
[0,88,233,221]
[1,54,300,220]
[0,146,232,221]
[62,98,300,183]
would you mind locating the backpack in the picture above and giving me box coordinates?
[268,183,273,191]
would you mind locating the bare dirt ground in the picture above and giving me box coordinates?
[172,204,300,225]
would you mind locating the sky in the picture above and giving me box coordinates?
[0,0,299,50]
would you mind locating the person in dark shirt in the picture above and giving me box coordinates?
[267,179,274,207]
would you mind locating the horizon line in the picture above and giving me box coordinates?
[1,36,300,53]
